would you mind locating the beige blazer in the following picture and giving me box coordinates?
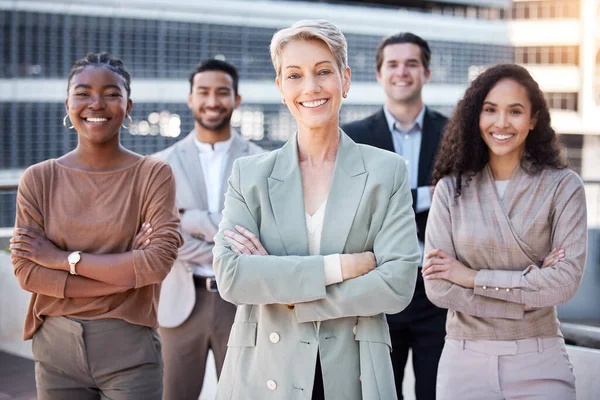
[154,130,263,328]
[424,163,587,340]
[212,131,420,399]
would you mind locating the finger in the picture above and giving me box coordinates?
[10,235,33,244]
[423,272,448,280]
[14,228,38,239]
[234,225,265,252]
[137,238,151,250]
[133,228,153,248]
[224,236,252,255]
[226,230,255,252]
[10,249,32,258]
[9,242,32,252]
[422,264,449,276]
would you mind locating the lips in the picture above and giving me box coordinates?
[300,99,328,108]
[490,132,515,142]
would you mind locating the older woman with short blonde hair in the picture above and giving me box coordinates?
[212,19,420,400]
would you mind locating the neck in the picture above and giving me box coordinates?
[297,123,339,166]
[386,98,423,131]
[74,136,129,170]
[488,150,524,180]
[195,122,232,147]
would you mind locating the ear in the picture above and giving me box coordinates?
[126,98,133,116]
[187,92,193,110]
[234,94,242,109]
[64,97,69,113]
[423,68,431,84]
[376,69,382,85]
[342,66,351,97]
[275,76,282,95]
[530,111,538,131]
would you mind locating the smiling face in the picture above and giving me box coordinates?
[66,66,132,145]
[188,70,241,134]
[276,39,350,132]
[479,78,537,163]
[377,43,430,105]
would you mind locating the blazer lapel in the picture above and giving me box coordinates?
[320,131,368,255]
[370,109,395,152]
[268,135,309,256]
[176,131,208,210]
[483,164,539,263]
[219,130,248,211]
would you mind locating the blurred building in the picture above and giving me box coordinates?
[0,0,596,228]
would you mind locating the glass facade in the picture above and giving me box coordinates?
[0,7,512,226]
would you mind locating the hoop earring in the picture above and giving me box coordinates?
[122,114,133,130]
[63,115,74,129]
[342,92,348,98]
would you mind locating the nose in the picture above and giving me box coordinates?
[303,75,321,95]
[205,93,218,107]
[88,93,106,110]
[494,111,509,128]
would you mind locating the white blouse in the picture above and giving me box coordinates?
[305,200,343,286]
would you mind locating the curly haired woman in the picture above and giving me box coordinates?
[423,64,586,399]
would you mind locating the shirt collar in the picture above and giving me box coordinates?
[384,105,426,134]
[193,132,234,154]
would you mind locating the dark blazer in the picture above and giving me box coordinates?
[342,106,447,243]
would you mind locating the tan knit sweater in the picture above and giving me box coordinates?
[13,156,183,339]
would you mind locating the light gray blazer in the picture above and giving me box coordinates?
[154,130,263,328]
[213,131,420,399]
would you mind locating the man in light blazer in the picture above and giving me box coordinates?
[343,33,447,400]
[154,59,263,400]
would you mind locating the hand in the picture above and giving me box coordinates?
[340,252,376,280]
[10,228,68,270]
[422,249,477,288]
[224,225,269,256]
[541,248,565,268]
[132,222,152,250]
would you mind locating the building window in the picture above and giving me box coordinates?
[516,46,579,65]
[511,0,580,19]
[544,92,578,111]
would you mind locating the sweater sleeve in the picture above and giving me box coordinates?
[132,162,184,288]
[12,165,69,298]
[424,178,525,320]
[473,172,587,308]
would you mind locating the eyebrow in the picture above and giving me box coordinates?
[483,101,525,108]
[195,86,231,91]
[284,60,334,70]
[73,84,123,91]
[386,58,420,64]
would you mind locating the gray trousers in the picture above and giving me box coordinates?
[32,316,162,400]
[437,337,576,400]
[159,284,237,400]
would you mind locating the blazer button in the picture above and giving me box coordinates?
[267,380,277,390]
[269,332,280,344]
[287,304,295,310]
[353,325,357,335]
[482,286,487,290]
[495,287,499,291]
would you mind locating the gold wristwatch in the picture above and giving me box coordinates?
[67,251,82,275]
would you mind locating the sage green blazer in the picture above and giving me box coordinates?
[213,131,420,400]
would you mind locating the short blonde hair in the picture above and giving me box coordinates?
[270,19,348,77]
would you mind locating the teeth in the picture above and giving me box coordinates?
[394,82,409,87]
[492,134,512,140]
[302,99,327,108]
[86,117,108,122]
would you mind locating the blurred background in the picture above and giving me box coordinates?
[1,0,599,398]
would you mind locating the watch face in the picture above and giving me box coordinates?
[68,252,81,263]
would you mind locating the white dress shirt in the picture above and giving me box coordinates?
[495,180,509,199]
[192,134,234,277]
[305,200,343,286]
[384,106,431,263]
